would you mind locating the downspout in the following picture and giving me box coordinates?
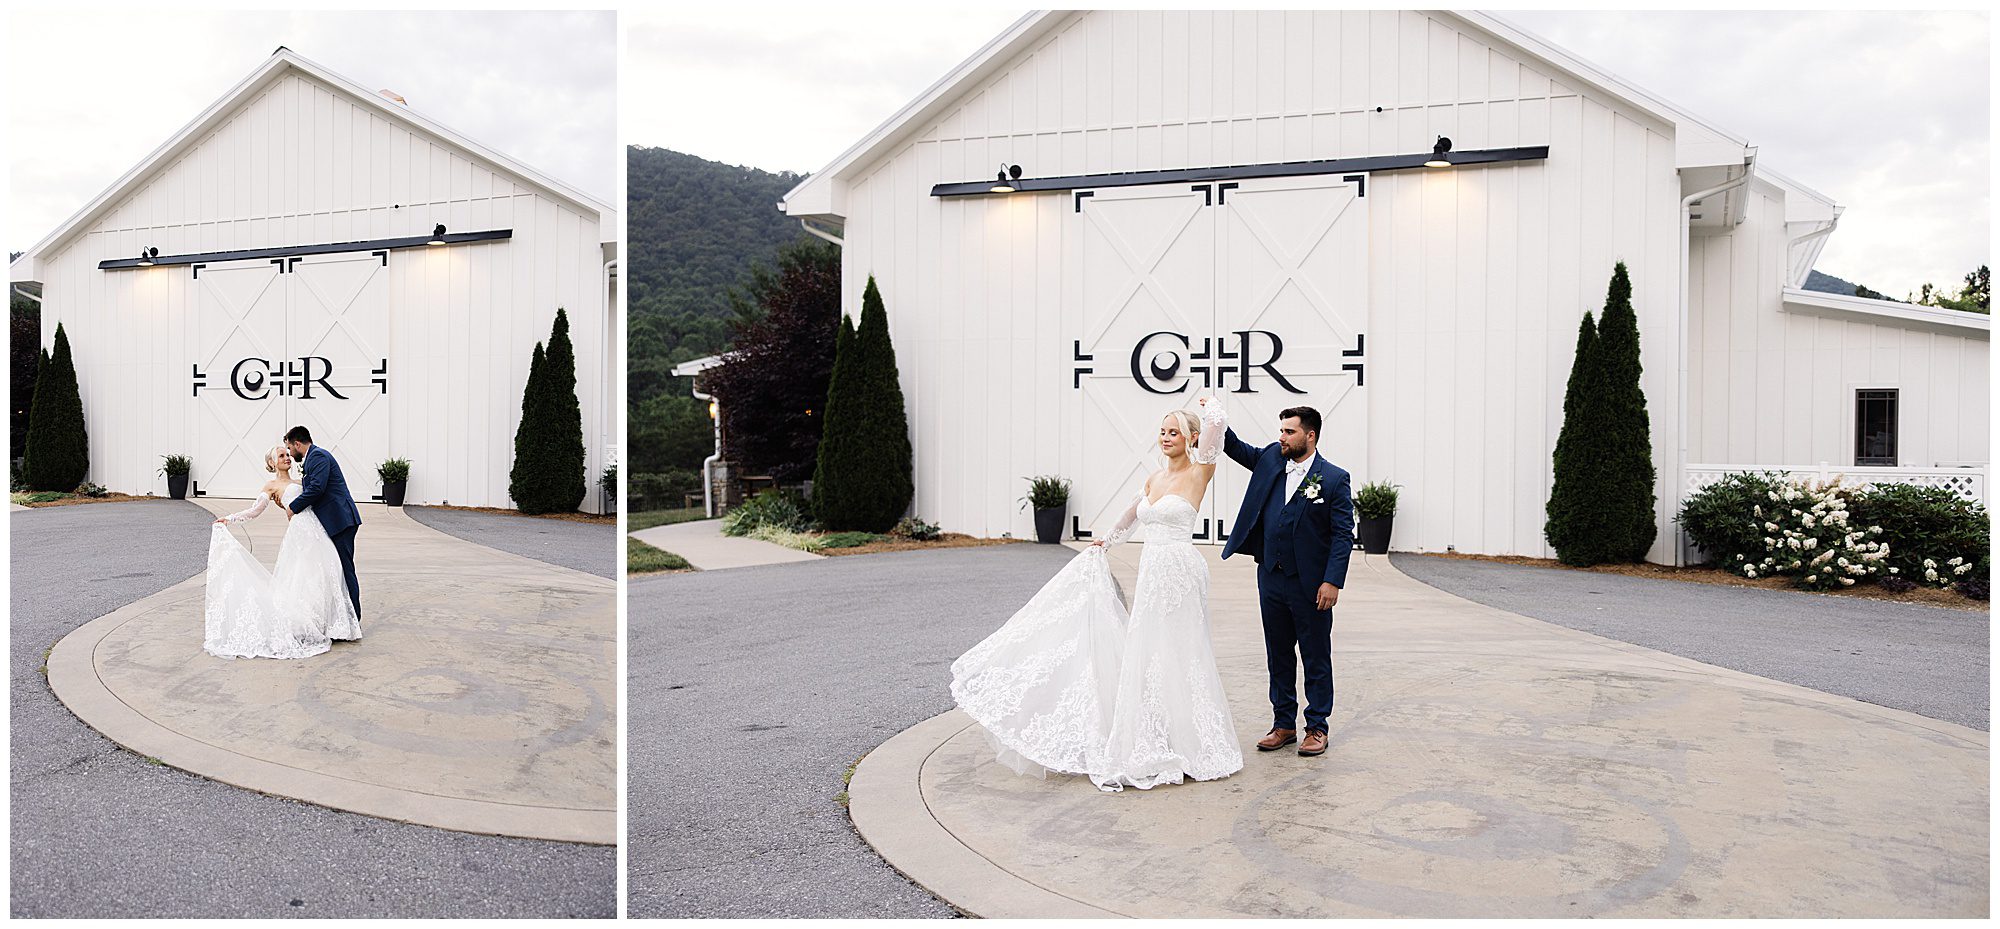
[693,380,720,519]
[602,256,618,515]
[799,217,845,247]
[12,285,42,305]
[1677,147,1757,565]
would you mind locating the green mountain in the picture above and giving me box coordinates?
[1805,269,1897,302]
[626,146,814,476]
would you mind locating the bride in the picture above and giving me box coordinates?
[951,397,1242,792]
[204,445,362,659]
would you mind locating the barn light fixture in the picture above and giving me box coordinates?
[1425,136,1453,168]
[136,247,159,267]
[991,163,1022,194]
[428,224,447,245]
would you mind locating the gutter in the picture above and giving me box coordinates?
[692,380,721,519]
[602,255,619,515]
[1785,211,1841,287]
[12,285,41,305]
[1676,147,1757,565]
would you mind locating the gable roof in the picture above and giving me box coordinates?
[782,10,1824,221]
[12,47,615,283]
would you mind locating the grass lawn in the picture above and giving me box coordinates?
[629,538,692,574]
[628,506,711,532]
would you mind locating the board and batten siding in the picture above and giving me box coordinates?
[1688,181,1990,470]
[35,70,608,511]
[837,9,1684,561]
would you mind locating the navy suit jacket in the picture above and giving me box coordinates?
[289,445,362,537]
[1219,428,1354,592]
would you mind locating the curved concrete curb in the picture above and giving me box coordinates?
[849,710,1122,919]
[851,553,1988,918]
[47,502,615,845]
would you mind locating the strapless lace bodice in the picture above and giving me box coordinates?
[1137,494,1199,544]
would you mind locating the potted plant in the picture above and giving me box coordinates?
[1355,480,1400,554]
[159,454,192,499]
[600,464,618,513]
[1020,475,1071,544]
[377,457,411,507]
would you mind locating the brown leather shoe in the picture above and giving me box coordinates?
[1256,728,1297,752]
[1298,729,1328,757]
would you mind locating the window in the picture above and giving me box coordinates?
[1855,389,1898,466]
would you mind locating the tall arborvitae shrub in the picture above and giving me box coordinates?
[23,323,88,491]
[811,313,858,523]
[509,341,548,510]
[540,308,588,513]
[1594,262,1658,560]
[509,309,589,514]
[1545,311,1609,564]
[815,278,913,532]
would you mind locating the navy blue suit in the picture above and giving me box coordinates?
[1220,428,1354,734]
[289,445,363,624]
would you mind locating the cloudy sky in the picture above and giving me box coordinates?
[7,10,615,253]
[626,8,1988,300]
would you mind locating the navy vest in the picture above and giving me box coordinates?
[1261,474,1298,576]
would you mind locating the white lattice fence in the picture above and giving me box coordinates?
[1685,463,1988,507]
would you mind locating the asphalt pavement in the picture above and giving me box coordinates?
[404,505,616,579]
[9,500,614,918]
[626,543,1079,918]
[1391,553,1990,730]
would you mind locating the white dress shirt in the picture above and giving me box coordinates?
[1283,457,1313,502]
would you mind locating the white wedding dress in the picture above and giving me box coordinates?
[951,402,1243,792]
[204,483,361,659]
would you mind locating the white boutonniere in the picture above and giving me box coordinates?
[1300,473,1324,502]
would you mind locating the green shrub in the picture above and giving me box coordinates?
[74,481,107,498]
[892,516,941,541]
[158,454,192,477]
[1355,481,1400,520]
[630,470,701,511]
[23,323,87,491]
[1546,263,1656,565]
[1737,478,1889,590]
[1677,471,1791,566]
[509,308,587,514]
[812,278,913,532]
[722,488,814,538]
[1848,482,1988,586]
[819,531,886,549]
[746,524,825,552]
[376,457,411,484]
[1019,475,1070,511]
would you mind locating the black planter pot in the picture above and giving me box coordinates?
[1357,515,1394,554]
[381,481,408,507]
[1033,505,1066,544]
[166,474,189,500]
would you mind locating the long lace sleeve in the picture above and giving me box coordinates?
[1102,492,1144,546]
[218,493,270,524]
[1191,399,1227,465]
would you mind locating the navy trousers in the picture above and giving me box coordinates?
[330,526,361,630]
[1259,563,1334,733]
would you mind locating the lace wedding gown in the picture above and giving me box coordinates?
[951,402,1243,792]
[204,483,362,659]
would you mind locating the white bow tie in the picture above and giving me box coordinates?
[1286,461,1310,475]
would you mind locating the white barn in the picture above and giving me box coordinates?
[781,10,1989,564]
[11,49,619,512]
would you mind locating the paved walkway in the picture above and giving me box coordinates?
[46,499,615,844]
[629,517,819,570]
[11,500,612,918]
[852,547,1988,918]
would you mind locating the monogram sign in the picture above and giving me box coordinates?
[1070,330,1365,394]
[192,356,389,400]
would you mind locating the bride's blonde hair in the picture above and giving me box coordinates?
[1162,409,1201,452]
[265,445,293,475]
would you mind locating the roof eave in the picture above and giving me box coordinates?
[1782,287,1989,338]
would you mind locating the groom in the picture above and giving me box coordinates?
[1220,405,1354,758]
[283,426,363,629]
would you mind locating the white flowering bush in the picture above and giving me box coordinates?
[1735,478,1891,591]
[1917,556,1976,588]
